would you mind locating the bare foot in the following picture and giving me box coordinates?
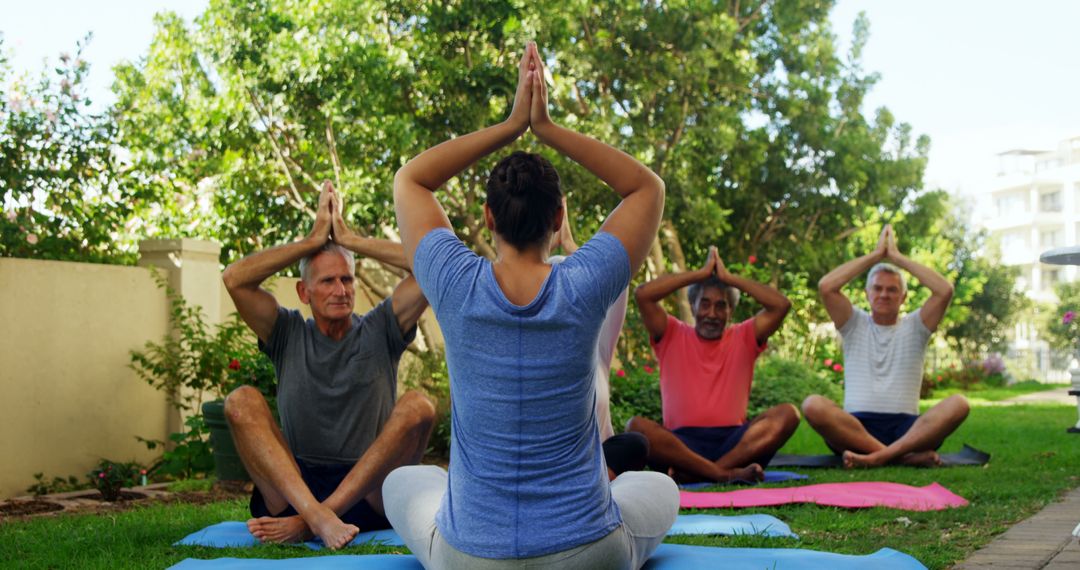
[307,508,360,550]
[246,515,313,544]
[722,463,764,483]
[842,450,883,469]
[899,450,942,468]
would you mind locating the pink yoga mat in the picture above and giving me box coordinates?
[680,481,968,511]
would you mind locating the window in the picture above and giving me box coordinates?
[1042,268,1061,291]
[1040,228,1064,248]
[995,193,1027,217]
[1039,190,1063,212]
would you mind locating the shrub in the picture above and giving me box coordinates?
[130,273,277,479]
[403,349,452,460]
[748,356,842,418]
[26,473,86,497]
[87,459,145,502]
[610,365,662,432]
[923,357,1009,397]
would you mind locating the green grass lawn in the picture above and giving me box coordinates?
[2,399,1079,569]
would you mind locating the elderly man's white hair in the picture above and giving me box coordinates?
[866,262,907,294]
[299,242,356,284]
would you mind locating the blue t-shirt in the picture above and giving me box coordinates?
[414,228,630,559]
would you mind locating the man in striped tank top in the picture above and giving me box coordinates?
[802,225,969,468]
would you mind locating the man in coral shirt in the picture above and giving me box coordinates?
[627,246,798,482]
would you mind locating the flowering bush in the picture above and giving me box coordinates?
[610,365,662,433]
[749,357,842,417]
[922,359,1008,397]
[130,274,277,478]
[87,459,146,502]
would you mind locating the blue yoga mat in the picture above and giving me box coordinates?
[169,544,925,569]
[668,514,797,538]
[177,513,797,549]
[679,470,809,489]
[643,543,926,569]
[176,522,405,549]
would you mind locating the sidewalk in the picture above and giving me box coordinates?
[954,387,1079,569]
[953,487,1080,569]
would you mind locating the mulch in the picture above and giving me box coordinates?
[0,482,250,523]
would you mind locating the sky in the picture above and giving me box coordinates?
[3,0,1078,199]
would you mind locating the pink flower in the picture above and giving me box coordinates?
[824,358,833,367]
[1063,311,1076,325]
[643,365,654,374]
[228,358,241,370]
[140,469,147,475]
[98,472,106,478]
[4,210,15,222]
[748,255,758,264]
[833,364,843,372]
[26,233,38,245]
[616,370,626,378]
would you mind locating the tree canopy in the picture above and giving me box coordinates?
[0,1,1021,362]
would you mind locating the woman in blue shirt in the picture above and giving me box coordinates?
[385,42,677,569]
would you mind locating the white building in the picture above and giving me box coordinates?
[974,136,1080,381]
[978,136,1080,304]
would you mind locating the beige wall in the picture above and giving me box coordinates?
[1,244,434,500]
[0,257,171,499]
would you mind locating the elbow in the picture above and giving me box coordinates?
[633,283,651,306]
[779,296,793,316]
[940,282,955,303]
[817,277,833,296]
[222,264,239,293]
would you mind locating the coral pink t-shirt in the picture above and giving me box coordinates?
[651,315,765,430]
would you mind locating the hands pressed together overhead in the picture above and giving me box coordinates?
[507,41,554,139]
[308,180,360,245]
[698,245,732,283]
[873,224,902,262]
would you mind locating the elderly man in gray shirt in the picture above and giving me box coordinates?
[802,225,968,468]
[222,182,435,549]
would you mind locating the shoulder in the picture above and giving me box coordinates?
[839,306,869,336]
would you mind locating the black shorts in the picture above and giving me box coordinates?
[249,458,390,532]
[671,423,778,465]
[602,432,650,475]
[827,411,923,454]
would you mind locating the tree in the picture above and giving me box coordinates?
[0,34,137,263]
[108,1,955,365]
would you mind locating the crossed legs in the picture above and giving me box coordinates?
[224,386,435,549]
[800,394,969,468]
[626,403,800,483]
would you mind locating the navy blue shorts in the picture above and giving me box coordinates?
[672,424,751,462]
[249,458,390,532]
[827,412,922,454]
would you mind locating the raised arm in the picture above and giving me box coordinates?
[222,183,334,342]
[714,254,791,344]
[331,187,428,331]
[884,227,954,331]
[331,199,409,271]
[527,43,664,273]
[393,46,535,267]
[818,226,889,329]
[551,197,579,255]
[634,247,718,342]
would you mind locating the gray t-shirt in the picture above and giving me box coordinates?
[261,298,415,464]
[839,307,931,415]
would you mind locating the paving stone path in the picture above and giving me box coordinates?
[954,388,1080,569]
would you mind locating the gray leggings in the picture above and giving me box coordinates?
[382,466,678,570]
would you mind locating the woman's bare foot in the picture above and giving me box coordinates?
[246,515,313,544]
[899,450,942,467]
